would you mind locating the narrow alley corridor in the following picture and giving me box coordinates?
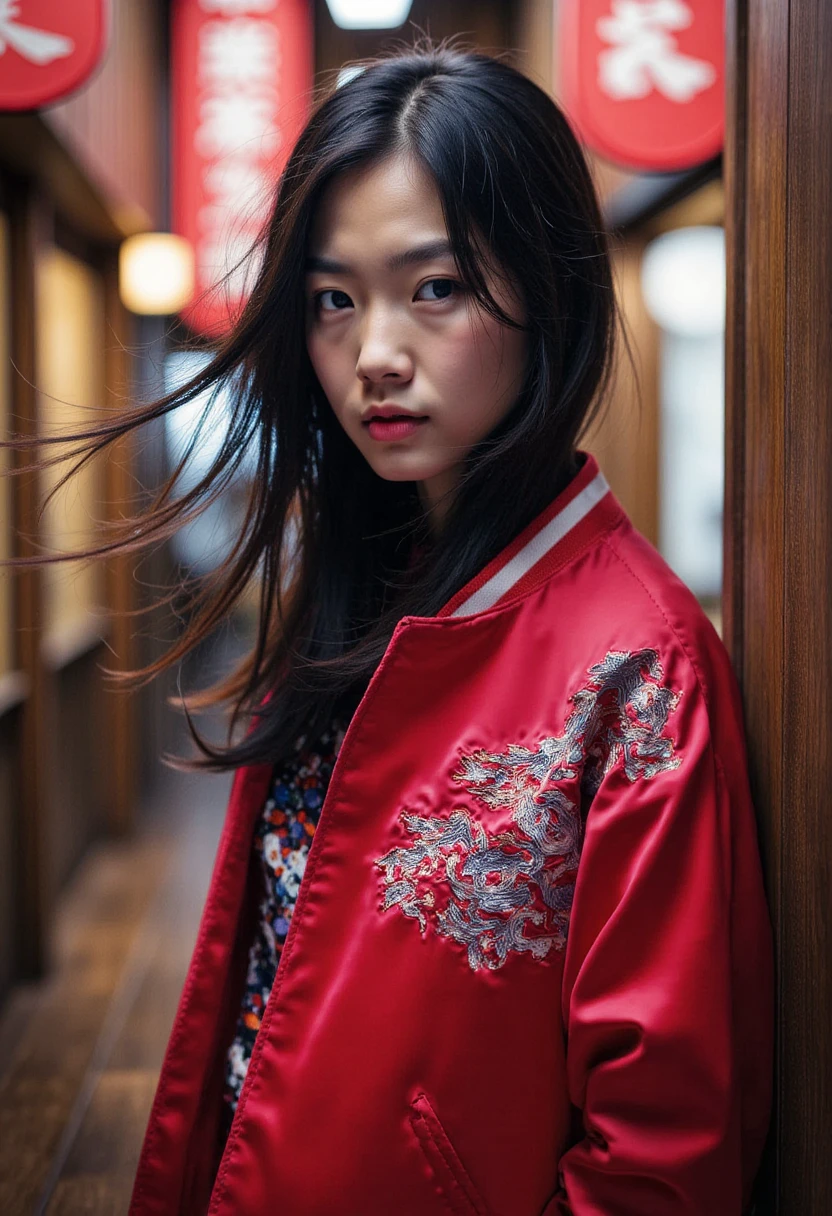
[0,0,830,1211]
[0,766,232,1215]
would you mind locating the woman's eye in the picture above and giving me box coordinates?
[415,278,459,302]
[315,289,353,313]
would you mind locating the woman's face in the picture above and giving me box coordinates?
[305,153,529,529]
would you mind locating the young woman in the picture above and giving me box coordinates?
[14,41,772,1216]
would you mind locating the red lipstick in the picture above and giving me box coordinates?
[362,404,428,443]
[367,417,427,441]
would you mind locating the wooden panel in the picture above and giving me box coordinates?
[724,0,832,1209]
[583,235,660,546]
[510,0,556,92]
[0,115,128,243]
[43,648,109,895]
[0,204,18,1004]
[43,0,165,231]
[0,208,12,676]
[780,0,832,1208]
[645,178,724,234]
[8,179,49,978]
[35,245,106,647]
[724,0,787,1206]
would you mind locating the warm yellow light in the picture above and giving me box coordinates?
[118,233,195,315]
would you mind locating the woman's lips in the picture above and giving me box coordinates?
[365,416,428,442]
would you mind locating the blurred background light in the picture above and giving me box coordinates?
[325,0,413,30]
[118,233,195,316]
[163,351,257,577]
[640,225,725,336]
[641,224,727,602]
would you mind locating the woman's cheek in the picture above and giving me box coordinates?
[425,323,483,392]
[308,335,348,410]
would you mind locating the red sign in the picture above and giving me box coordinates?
[0,0,109,111]
[559,0,723,171]
[171,0,313,340]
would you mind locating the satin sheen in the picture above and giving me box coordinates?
[129,452,773,1216]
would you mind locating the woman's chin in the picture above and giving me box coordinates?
[364,453,445,484]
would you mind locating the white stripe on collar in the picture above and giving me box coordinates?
[450,469,611,618]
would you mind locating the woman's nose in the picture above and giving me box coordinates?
[355,309,414,384]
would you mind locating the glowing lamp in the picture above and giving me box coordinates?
[118,233,195,316]
[325,0,413,30]
[640,226,726,336]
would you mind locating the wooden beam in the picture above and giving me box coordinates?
[0,117,129,245]
[724,0,832,1210]
[8,177,50,978]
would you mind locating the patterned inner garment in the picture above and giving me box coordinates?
[221,717,348,1136]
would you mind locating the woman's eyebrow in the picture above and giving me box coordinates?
[305,239,455,275]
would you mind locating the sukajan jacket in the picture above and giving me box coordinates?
[130,451,773,1216]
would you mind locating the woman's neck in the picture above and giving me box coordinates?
[416,467,459,536]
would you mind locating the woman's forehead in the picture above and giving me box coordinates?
[307,154,450,267]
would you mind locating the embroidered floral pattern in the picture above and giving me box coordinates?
[375,648,682,972]
[222,719,347,1124]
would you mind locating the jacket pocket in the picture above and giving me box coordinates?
[409,1091,493,1216]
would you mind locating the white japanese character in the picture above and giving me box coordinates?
[203,157,271,205]
[201,158,274,228]
[195,91,282,158]
[198,19,281,90]
[199,196,273,233]
[0,0,74,65]
[198,232,263,296]
[596,0,717,103]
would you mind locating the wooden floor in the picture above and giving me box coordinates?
[0,765,233,1215]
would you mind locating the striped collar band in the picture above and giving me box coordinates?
[437,451,623,620]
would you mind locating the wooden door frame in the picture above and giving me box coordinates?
[8,175,49,978]
[724,0,832,1211]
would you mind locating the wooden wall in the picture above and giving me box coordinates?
[582,235,660,547]
[0,201,15,1004]
[44,0,166,233]
[0,0,169,987]
[724,0,832,1210]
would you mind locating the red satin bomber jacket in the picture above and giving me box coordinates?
[129,451,773,1216]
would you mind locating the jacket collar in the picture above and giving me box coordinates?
[433,450,623,621]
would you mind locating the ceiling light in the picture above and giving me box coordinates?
[325,0,412,30]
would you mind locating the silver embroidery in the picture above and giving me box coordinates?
[375,648,683,972]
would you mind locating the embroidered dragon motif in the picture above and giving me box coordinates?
[374,648,683,972]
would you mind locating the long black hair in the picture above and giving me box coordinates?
[6,39,620,771]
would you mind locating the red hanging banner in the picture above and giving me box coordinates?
[0,0,109,111]
[559,0,724,171]
[171,0,313,340]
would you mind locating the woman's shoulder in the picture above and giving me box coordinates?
[588,516,745,745]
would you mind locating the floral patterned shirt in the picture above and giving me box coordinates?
[221,718,348,1135]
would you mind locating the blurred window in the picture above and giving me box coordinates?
[163,349,256,578]
[36,246,106,651]
[641,224,725,625]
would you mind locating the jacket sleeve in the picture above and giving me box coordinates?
[551,664,773,1216]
